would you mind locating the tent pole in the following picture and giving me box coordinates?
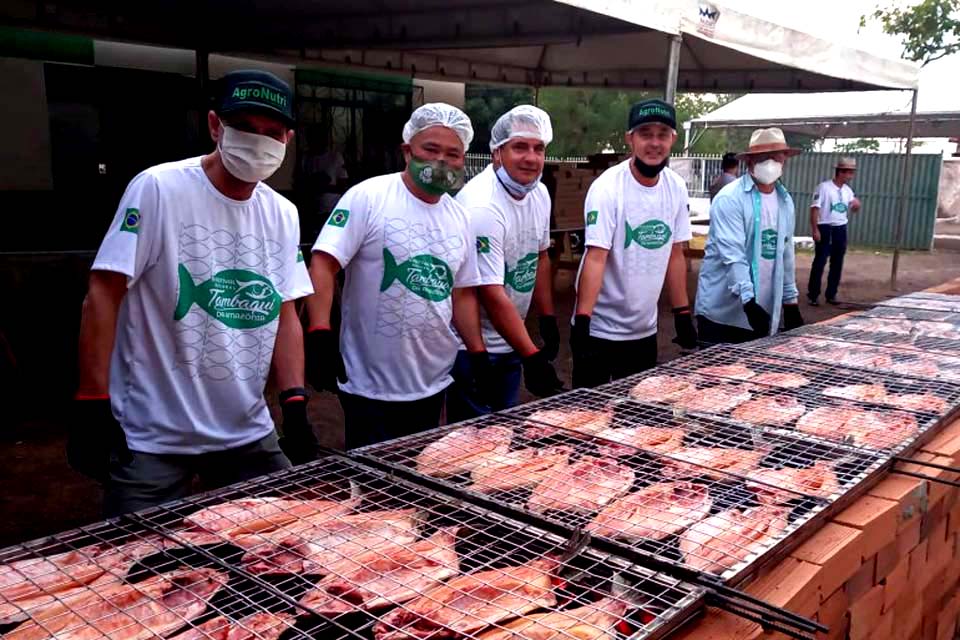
[683,121,692,154]
[664,34,682,104]
[890,88,919,290]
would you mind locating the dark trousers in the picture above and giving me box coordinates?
[340,389,446,450]
[696,315,760,345]
[446,350,523,424]
[572,334,658,389]
[104,432,291,518]
[808,224,848,301]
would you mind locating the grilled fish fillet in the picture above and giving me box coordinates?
[586,482,712,541]
[4,568,227,640]
[238,509,418,575]
[694,364,756,380]
[884,393,947,413]
[673,384,753,414]
[661,447,766,480]
[680,506,789,574]
[373,558,557,640]
[415,426,513,477]
[796,407,918,449]
[183,497,355,536]
[593,426,685,458]
[746,461,840,505]
[169,613,295,640]
[628,375,697,404]
[823,384,888,404]
[749,372,810,389]
[471,447,572,493]
[477,597,628,640]
[527,457,635,514]
[523,409,612,439]
[299,527,460,615]
[730,396,806,426]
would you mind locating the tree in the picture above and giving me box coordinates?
[834,138,881,153]
[464,86,534,152]
[864,0,960,65]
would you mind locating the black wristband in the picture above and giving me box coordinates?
[279,387,309,404]
[672,305,691,315]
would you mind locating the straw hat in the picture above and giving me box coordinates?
[836,157,857,170]
[736,127,802,160]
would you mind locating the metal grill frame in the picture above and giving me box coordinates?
[875,292,960,313]
[795,320,960,357]
[0,453,706,640]
[856,305,960,323]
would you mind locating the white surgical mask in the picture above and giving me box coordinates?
[751,159,783,185]
[218,124,286,183]
[495,165,540,198]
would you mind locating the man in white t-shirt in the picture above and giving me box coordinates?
[695,128,804,343]
[571,99,696,388]
[807,157,862,306]
[447,106,564,423]
[305,104,486,449]
[71,70,316,516]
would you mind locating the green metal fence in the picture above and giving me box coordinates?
[783,152,941,251]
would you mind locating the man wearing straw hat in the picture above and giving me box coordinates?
[807,157,862,306]
[695,127,805,344]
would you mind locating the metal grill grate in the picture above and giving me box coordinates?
[795,314,960,357]
[856,305,960,324]
[0,454,707,640]
[357,389,884,584]
[876,292,960,314]
[643,345,960,454]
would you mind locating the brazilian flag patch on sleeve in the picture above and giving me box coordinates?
[586,210,599,226]
[476,236,491,254]
[328,209,350,228]
[120,208,141,234]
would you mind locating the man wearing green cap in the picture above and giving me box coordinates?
[71,70,317,516]
[570,98,696,388]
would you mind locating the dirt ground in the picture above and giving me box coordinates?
[2,248,960,547]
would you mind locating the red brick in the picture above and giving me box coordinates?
[921,568,949,609]
[921,421,960,462]
[868,475,928,523]
[936,594,960,640]
[870,611,895,640]
[844,554,877,602]
[832,496,899,560]
[874,539,900,582]
[948,500,960,537]
[817,587,849,632]
[899,515,923,555]
[848,584,884,640]
[898,453,959,508]
[921,500,946,541]
[927,521,953,575]
[894,587,923,640]
[745,557,822,613]
[791,522,863,598]
[669,609,760,640]
[909,538,931,581]
[882,556,909,613]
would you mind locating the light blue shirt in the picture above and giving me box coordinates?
[694,174,799,334]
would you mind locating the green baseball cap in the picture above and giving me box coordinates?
[216,70,295,127]
[628,98,676,132]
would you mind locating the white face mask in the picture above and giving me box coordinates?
[218,124,287,183]
[751,159,783,185]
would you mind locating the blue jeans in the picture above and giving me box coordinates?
[446,350,523,424]
[808,224,848,301]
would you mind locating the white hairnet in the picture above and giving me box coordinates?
[489,105,553,151]
[402,103,474,149]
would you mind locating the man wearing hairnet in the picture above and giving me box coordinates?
[305,103,486,448]
[447,105,564,422]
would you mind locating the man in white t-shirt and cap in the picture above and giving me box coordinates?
[695,127,805,343]
[807,157,862,306]
[571,98,696,388]
[71,70,316,516]
[305,103,486,448]
[447,105,564,422]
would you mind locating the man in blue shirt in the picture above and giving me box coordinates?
[695,128,805,344]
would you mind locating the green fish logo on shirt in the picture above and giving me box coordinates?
[761,229,779,260]
[174,264,282,329]
[624,219,672,249]
[504,252,538,293]
[380,248,454,302]
[831,202,849,213]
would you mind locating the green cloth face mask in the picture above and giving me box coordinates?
[408,157,466,196]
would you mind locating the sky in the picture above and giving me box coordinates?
[721,0,960,153]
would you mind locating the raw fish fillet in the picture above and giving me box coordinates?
[586,482,712,541]
[527,457,634,514]
[415,426,513,477]
[680,506,789,574]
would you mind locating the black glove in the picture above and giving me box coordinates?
[278,388,320,465]
[522,349,565,397]
[783,304,804,331]
[305,327,347,393]
[672,306,698,350]
[538,316,561,362]
[743,299,771,337]
[466,351,495,406]
[67,397,131,482]
[570,314,603,388]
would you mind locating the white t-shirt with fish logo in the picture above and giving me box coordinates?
[455,165,551,353]
[574,160,691,340]
[313,173,481,401]
[92,157,313,454]
[812,180,856,226]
